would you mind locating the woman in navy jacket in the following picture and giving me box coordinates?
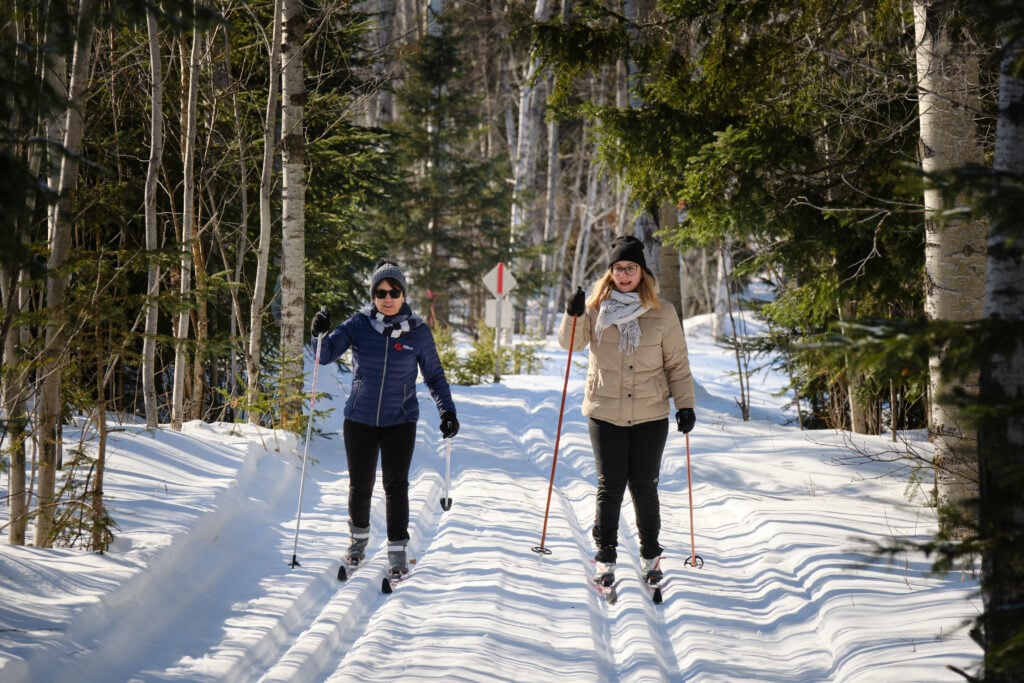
[311,260,458,579]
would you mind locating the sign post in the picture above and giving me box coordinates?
[482,262,517,382]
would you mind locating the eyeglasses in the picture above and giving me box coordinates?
[374,288,404,299]
[611,264,640,276]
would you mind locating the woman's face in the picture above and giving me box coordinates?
[611,261,642,293]
[373,280,405,315]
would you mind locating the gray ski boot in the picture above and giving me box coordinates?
[387,540,409,579]
[347,522,371,567]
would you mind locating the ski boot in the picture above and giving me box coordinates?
[640,555,663,585]
[387,540,409,580]
[347,522,371,567]
[593,545,617,587]
[593,561,616,587]
[338,523,370,581]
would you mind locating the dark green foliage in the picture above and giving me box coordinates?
[0,2,65,277]
[0,0,411,435]
[366,9,513,328]
[433,322,544,385]
[535,0,928,429]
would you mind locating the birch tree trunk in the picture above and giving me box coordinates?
[539,95,560,335]
[711,241,733,338]
[279,0,307,423]
[508,0,551,248]
[978,35,1024,677]
[247,0,283,425]
[171,27,201,431]
[36,0,100,546]
[913,1,987,531]
[143,7,164,428]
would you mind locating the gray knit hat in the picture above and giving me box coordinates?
[369,260,408,300]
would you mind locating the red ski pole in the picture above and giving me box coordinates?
[532,311,578,555]
[683,432,704,568]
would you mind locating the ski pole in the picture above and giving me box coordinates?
[289,316,326,568]
[683,432,704,568]
[532,306,579,555]
[440,437,453,511]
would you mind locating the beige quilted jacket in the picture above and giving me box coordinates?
[558,300,695,427]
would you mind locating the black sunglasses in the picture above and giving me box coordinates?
[374,288,404,299]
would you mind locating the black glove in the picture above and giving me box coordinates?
[311,310,332,336]
[566,287,586,317]
[440,410,459,439]
[676,408,696,434]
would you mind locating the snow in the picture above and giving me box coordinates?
[0,313,981,682]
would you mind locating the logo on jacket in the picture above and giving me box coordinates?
[394,342,413,352]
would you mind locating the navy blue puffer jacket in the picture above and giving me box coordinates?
[318,304,456,427]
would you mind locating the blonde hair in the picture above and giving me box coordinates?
[586,269,661,310]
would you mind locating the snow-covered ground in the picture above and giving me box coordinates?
[0,314,981,681]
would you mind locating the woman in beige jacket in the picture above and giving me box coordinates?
[559,235,696,585]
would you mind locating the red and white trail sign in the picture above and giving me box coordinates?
[483,262,517,298]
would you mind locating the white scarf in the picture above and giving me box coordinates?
[367,305,415,338]
[594,290,648,354]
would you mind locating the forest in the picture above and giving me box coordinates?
[2,0,1022,678]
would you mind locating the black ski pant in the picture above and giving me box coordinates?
[343,419,417,543]
[588,417,668,562]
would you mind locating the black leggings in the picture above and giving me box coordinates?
[343,419,417,543]
[588,417,668,560]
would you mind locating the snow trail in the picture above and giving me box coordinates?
[0,327,982,681]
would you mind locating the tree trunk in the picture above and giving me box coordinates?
[839,300,869,434]
[509,0,551,248]
[223,30,251,420]
[914,0,987,533]
[247,0,284,426]
[143,7,164,429]
[2,269,30,545]
[978,35,1024,680]
[191,231,209,420]
[4,10,38,545]
[279,0,308,423]
[539,98,560,335]
[171,27,201,430]
[36,0,100,547]
[91,325,108,552]
[711,241,733,338]
[657,203,683,319]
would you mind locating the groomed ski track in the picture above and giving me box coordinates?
[11,387,664,682]
[1,338,981,681]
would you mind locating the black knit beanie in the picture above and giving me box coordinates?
[608,235,648,272]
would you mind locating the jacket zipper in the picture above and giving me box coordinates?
[375,336,390,426]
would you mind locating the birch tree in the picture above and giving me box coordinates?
[279,0,307,422]
[143,7,165,429]
[36,0,100,546]
[913,1,987,532]
[247,0,283,425]
[171,25,201,431]
[509,0,552,248]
